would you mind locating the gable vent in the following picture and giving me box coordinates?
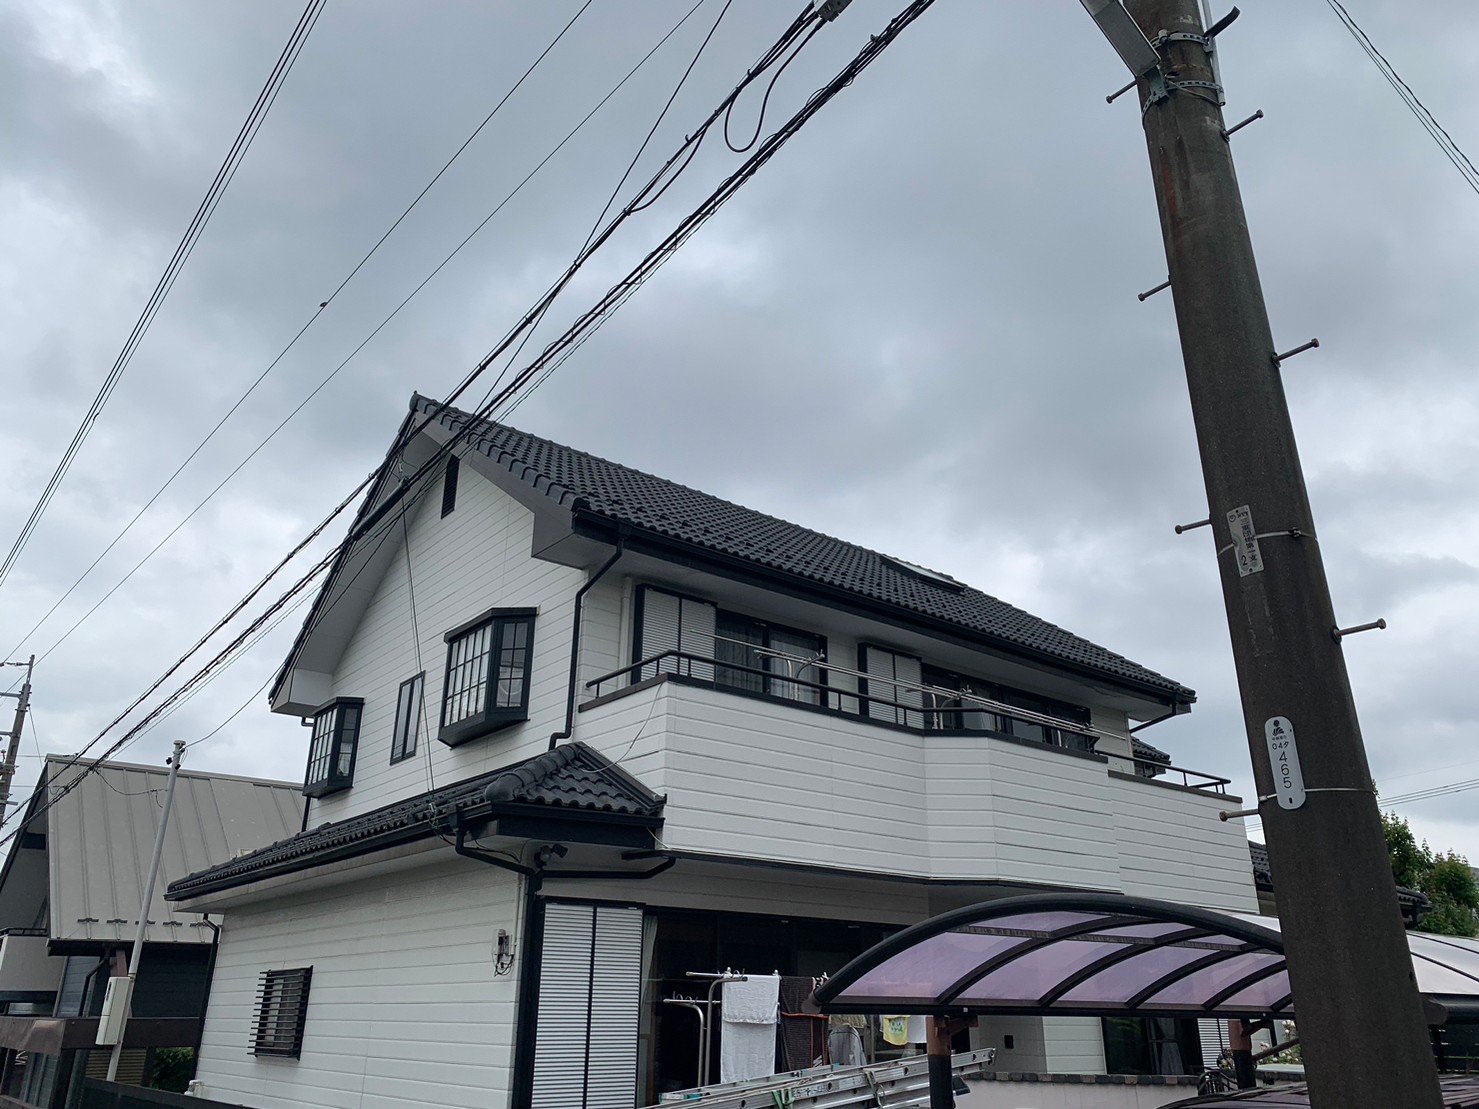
[441,455,460,518]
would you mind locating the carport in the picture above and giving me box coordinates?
[815,892,1479,1109]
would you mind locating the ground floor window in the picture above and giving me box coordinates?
[1102,1016,1202,1076]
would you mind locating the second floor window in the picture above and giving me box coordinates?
[304,698,363,798]
[391,673,423,764]
[439,609,536,747]
[922,665,1093,751]
[715,613,825,705]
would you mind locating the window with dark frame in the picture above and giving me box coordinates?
[441,454,460,517]
[251,967,312,1058]
[391,672,424,764]
[439,609,535,747]
[715,611,826,706]
[302,698,363,798]
[921,665,1093,751]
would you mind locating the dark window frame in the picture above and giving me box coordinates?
[302,698,363,798]
[438,608,537,748]
[715,609,828,706]
[390,672,425,764]
[251,967,312,1059]
[920,664,1093,751]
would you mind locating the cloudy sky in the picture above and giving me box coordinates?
[2,0,1477,864]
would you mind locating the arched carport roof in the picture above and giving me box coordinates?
[815,892,1479,1023]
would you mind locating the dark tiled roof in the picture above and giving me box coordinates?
[1132,736,1172,764]
[1249,841,1429,915]
[414,396,1192,702]
[166,743,663,900]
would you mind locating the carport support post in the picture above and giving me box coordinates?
[1123,2,1443,1107]
[926,1017,953,1109]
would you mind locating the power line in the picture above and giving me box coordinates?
[3,0,940,852]
[3,0,601,667]
[0,0,327,595]
[1382,777,1479,810]
[1325,0,1479,196]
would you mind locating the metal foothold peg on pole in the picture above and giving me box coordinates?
[1219,807,1260,822]
[1221,109,1264,140]
[1272,338,1320,365]
[1331,617,1386,642]
[1174,518,1211,534]
[1107,78,1137,104]
[1138,277,1172,301]
[1204,6,1242,39]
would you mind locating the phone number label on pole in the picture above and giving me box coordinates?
[1264,716,1306,809]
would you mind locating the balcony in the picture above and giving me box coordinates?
[578,651,1257,912]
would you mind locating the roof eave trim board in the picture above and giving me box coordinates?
[573,511,1194,708]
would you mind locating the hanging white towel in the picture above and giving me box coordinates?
[720,1021,775,1082]
[720,975,779,1082]
[722,975,780,1024]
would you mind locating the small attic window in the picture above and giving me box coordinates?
[880,553,965,591]
[441,455,460,518]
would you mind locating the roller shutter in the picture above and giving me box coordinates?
[635,586,716,682]
[858,644,925,727]
[531,901,644,1109]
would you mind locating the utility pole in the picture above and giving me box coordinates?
[0,656,35,825]
[1118,1,1443,1104]
[99,740,186,1082]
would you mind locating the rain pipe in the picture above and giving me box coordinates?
[549,536,625,751]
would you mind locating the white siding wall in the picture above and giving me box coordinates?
[1041,1017,1109,1074]
[578,681,1258,910]
[312,469,586,822]
[192,860,521,1109]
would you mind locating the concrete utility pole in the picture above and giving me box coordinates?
[101,739,187,1082]
[0,656,35,825]
[1121,2,1442,1104]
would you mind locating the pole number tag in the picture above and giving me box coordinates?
[1228,505,1265,577]
[1264,716,1306,809]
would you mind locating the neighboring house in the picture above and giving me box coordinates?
[0,756,301,1108]
[166,394,1259,1109]
[1247,841,1430,925]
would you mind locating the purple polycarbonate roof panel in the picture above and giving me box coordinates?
[1143,951,1283,1007]
[1219,970,1292,1011]
[1410,956,1479,996]
[1059,942,1221,1005]
[834,929,1027,1001]
[1092,922,1203,940]
[979,911,1111,934]
[955,939,1119,1004]
[1410,934,1479,984]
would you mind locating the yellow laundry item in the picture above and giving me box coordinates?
[882,1016,909,1046]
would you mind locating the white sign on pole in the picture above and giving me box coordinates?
[1228,505,1265,577]
[1264,715,1306,810]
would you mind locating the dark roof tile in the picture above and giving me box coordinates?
[416,396,1192,701]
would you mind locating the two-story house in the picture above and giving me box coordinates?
[165,394,1257,1109]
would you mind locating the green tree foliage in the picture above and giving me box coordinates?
[1383,812,1479,937]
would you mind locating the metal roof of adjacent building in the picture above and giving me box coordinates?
[167,742,665,901]
[7,757,301,945]
[410,395,1193,702]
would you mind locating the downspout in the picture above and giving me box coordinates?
[455,829,674,1109]
[190,916,221,1070]
[549,538,625,751]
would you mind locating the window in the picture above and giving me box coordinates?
[439,609,536,747]
[252,967,312,1058]
[715,612,826,705]
[391,673,424,764]
[441,454,460,517]
[303,699,362,798]
[921,666,1094,752]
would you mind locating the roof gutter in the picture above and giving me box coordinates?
[550,536,625,751]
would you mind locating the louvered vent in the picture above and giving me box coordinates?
[251,967,312,1058]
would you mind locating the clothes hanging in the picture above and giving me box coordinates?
[721,975,780,1082]
[779,976,827,1070]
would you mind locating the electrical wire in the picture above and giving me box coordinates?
[723,20,821,153]
[3,0,601,667]
[1324,0,1479,196]
[1383,777,1479,810]
[0,0,327,596]
[0,0,940,852]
